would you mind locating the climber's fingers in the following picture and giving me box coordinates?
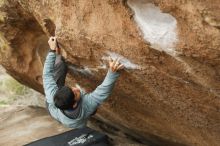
[109,57,123,72]
[109,57,113,63]
[48,36,58,50]
[48,36,57,42]
[116,64,124,71]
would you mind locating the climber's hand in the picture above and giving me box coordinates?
[48,36,57,51]
[109,58,124,72]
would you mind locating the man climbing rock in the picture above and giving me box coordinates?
[43,36,124,128]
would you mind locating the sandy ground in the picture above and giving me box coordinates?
[0,106,70,146]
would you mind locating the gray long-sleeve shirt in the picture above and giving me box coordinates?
[43,52,120,128]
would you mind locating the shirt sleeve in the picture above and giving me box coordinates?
[83,70,120,116]
[43,52,58,104]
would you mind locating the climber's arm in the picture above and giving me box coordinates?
[87,70,119,102]
[83,58,124,116]
[43,52,58,104]
[42,37,59,104]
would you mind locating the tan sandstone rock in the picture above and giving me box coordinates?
[0,0,219,145]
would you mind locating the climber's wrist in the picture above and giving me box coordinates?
[49,49,56,53]
[56,47,61,54]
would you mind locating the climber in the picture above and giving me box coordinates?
[43,36,124,128]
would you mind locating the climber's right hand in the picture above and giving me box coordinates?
[109,58,124,72]
[48,36,57,51]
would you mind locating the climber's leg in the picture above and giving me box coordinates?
[45,54,67,114]
[54,54,68,88]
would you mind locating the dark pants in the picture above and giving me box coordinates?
[46,54,67,110]
[54,55,68,88]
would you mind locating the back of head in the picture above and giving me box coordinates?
[54,86,75,110]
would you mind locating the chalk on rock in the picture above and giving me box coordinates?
[102,51,141,70]
[127,0,178,56]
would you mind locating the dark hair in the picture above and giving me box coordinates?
[54,86,75,110]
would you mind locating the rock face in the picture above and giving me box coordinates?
[0,0,219,146]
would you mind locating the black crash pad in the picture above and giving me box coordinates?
[25,127,109,146]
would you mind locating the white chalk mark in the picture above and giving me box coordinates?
[128,0,178,56]
[97,63,107,70]
[102,51,141,70]
[83,66,93,75]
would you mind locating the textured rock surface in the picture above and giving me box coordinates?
[0,0,219,146]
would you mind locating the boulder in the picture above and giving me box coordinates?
[0,0,219,145]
